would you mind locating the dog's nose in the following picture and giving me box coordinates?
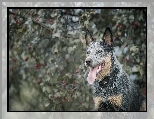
[86,59,92,65]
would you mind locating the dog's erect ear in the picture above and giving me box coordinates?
[85,29,95,45]
[102,27,113,46]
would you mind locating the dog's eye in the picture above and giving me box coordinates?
[87,51,90,54]
[97,50,102,53]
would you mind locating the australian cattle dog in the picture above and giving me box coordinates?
[85,27,146,111]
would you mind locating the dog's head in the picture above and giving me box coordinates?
[85,27,113,84]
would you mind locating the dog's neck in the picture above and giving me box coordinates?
[94,55,121,86]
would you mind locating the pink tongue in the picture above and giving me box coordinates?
[87,66,98,84]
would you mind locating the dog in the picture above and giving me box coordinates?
[85,27,146,111]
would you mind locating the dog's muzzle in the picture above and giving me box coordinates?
[85,58,92,66]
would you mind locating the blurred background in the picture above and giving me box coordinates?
[9,8,146,111]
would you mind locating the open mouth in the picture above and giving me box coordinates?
[96,61,105,76]
[87,61,105,84]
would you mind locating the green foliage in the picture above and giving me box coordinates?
[9,9,146,111]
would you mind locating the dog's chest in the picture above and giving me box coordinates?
[92,77,115,98]
[92,70,127,98]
